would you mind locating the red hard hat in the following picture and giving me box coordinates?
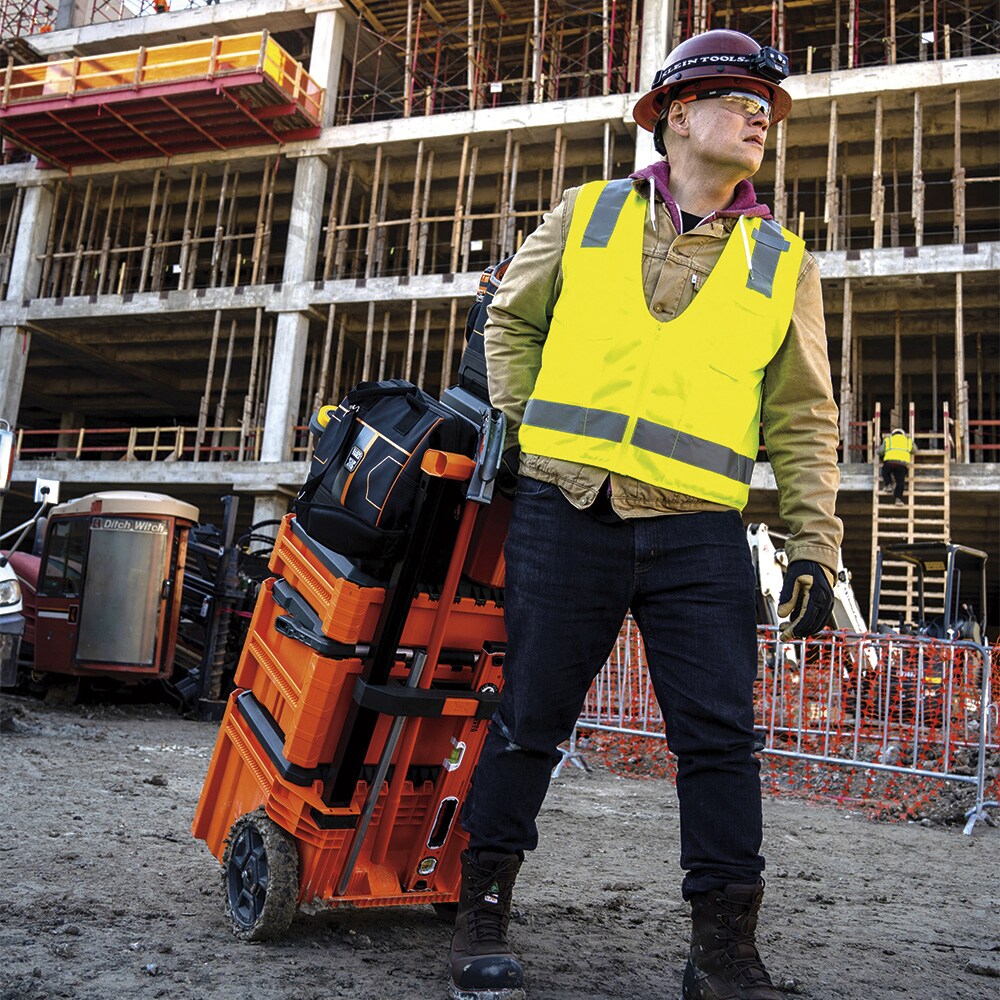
[633,29,793,134]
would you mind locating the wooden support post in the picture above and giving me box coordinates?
[839,279,853,450]
[52,183,76,296]
[893,313,902,426]
[378,310,391,380]
[955,273,969,462]
[313,304,337,414]
[334,160,357,276]
[461,145,479,272]
[890,138,900,246]
[496,132,513,259]
[260,159,278,283]
[404,0,414,118]
[602,0,610,97]
[824,101,839,251]
[196,311,223,461]
[250,158,270,284]
[221,171,239,286]
[889,0,897,64]
[240,308,263,461]
[451,136,471,273]
[417,150,435,275]
[467,0,476,108]
[150,178,173,292]
[322,151,344,280]
[362,302,375,381]
[504,140,520,259]
[332,311,348,403]
[94,175,119,296]
[211,319,238,456]
[69,178,93,295]
[404,300,418,381]
[952,88,965,244]
[36,182,60,298]
[774,119,787,224]
[179,167,199,290]
[871,96,884,250]
[532,0,542,103]
[363,147,383,280]
[441,298,458,391]
[407,141,424,276]
[210,163,231,288]
[418,308,431,388]
[912,92,924,247]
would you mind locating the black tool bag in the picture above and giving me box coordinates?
[460,254,515,402]
[293,379,470,570]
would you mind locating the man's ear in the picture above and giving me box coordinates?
[665,99,691,139]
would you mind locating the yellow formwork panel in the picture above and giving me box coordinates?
[0,31,323,122]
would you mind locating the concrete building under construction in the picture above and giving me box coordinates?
[0,0,997,631]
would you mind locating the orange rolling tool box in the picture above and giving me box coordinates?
[192,403,511,940]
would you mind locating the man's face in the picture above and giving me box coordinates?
[671,89,771,178]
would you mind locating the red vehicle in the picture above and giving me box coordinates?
[5,491,199,687]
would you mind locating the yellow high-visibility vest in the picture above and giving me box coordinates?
[519,179,805,509]
[882,432,913,463]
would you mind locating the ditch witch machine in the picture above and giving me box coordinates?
[192,264,513,936]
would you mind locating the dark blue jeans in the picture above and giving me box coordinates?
[461,476,764,899]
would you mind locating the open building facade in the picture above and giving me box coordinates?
[0,0,997,628]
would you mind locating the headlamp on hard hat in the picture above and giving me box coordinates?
[748,46,790,82]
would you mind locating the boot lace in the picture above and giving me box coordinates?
[466,861,517,946]
[709,896,774,989]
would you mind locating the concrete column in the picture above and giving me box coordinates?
[633,0,674,171]
[1,184,55,427]
[254,7,345,526]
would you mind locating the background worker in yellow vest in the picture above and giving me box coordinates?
[447,29,843,1000]
[879,428,916,506]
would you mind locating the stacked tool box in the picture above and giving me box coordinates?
[192,388,512,938]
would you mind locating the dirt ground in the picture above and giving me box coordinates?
[1,695,998,1000]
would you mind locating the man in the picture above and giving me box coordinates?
[448,29,842,1000]
[879,427,915,507]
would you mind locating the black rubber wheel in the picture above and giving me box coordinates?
[222,807,299,941]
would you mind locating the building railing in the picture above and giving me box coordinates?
[11,423,317,462]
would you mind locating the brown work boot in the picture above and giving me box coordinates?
[448,850,526,1000]
[681,881,783,1000]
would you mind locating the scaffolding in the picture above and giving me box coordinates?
[0,32,323,167]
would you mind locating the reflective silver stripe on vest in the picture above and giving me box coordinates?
[580,179,636,249]
[631,418,755,486]
[523,398,629,442]
[746,219,790,298]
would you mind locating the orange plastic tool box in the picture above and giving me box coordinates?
[192,406,512,940]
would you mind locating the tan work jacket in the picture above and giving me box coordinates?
[484,180,844,574]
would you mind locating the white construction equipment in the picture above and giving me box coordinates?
[746,523,868,633]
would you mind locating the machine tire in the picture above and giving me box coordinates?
[223,807,298,942]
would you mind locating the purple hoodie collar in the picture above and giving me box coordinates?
[628,160,771,233]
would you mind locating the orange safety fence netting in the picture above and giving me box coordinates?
[577,622,999,827]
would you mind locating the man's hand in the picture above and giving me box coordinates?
[777,561,835,640]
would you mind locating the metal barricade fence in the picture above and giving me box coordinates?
[577,622,998,834]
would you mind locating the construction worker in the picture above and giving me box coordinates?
[879,427,915,506]
[153,0,170,12]
[447,28,842,1000]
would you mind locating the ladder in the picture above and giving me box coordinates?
[869,402,951,629]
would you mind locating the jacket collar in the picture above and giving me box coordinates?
[629,160,772,233]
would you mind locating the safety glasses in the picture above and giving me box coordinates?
[683,89,773,122]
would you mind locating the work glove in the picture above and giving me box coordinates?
[777,560,835,640]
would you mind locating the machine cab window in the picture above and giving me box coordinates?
[39,517,87,598]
